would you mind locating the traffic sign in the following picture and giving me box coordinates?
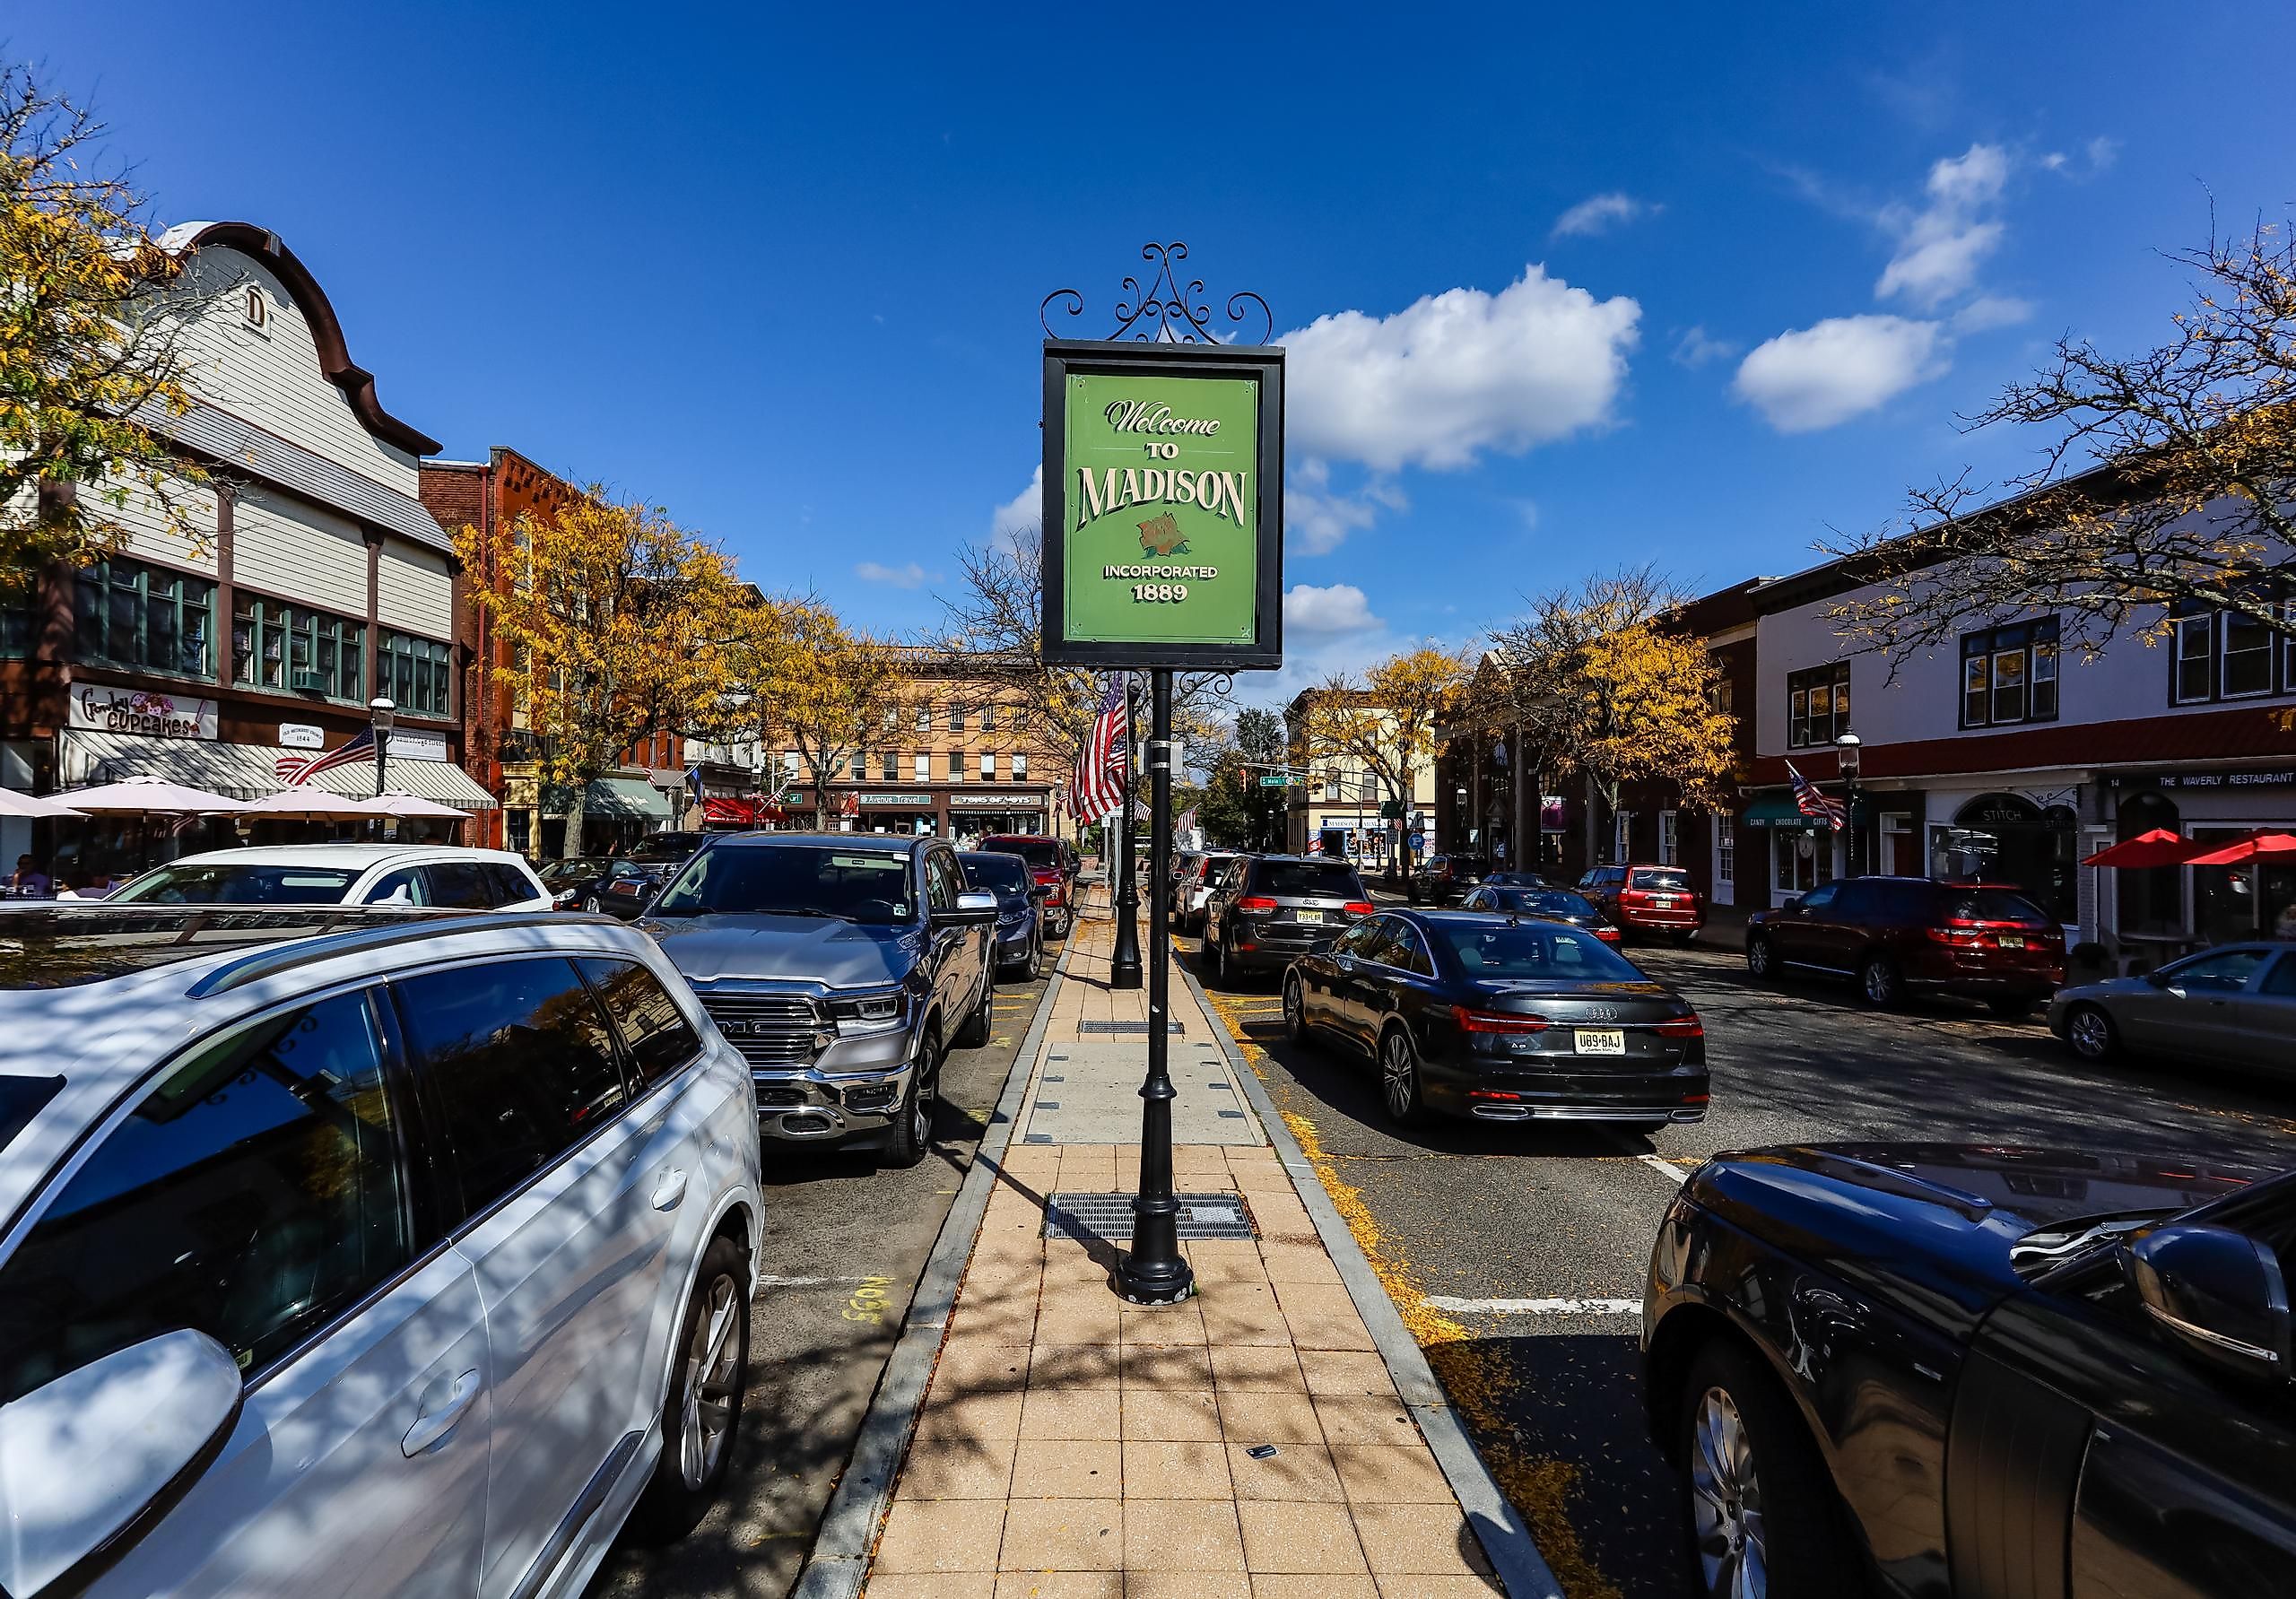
[1409,832,1424,851]
[1379,799,1405,819]
[1257,773,1301,788]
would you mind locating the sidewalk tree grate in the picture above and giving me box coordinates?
[1076,1020,1185,1035]
[1044,1190,1258,1242]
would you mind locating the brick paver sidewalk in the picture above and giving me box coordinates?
[860,895,1503,1597]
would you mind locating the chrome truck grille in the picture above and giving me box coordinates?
[699,993,823,1068]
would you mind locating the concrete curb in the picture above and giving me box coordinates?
[788,935,1077,1599]
[1174,952,1566,1599]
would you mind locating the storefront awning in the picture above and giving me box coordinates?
[1740,791,1869,828]
[540,776,674,821]
[65,729,500,811]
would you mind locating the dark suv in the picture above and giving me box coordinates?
[1745,875,2066,1015]
[979,834,1078,938]
[1407,854,1488,906]
[641,833,998,1165]
[1202,854,1374,985]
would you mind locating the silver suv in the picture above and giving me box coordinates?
[0,905,761,1599]
[641,833,998,1166]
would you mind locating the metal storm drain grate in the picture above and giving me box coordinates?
[1076,1020,1184,1035]
[1044,1191,1258,1242]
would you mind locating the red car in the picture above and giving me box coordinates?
[978,833,1077,938]
[1745,876,2066,1015]
[1578,864,1704,943]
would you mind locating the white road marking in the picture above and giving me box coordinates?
[1424,1295,1642,1317]
[1638,1153,1689,1186]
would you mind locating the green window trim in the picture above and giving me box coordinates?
[381,630,453,718]
[73,556,215,680]
[231,595,365,703]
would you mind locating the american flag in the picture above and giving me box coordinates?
[1785,760,1845,830]
[1068,675,1129,825]
[276,726,377,787]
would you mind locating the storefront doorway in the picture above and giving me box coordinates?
[1933,793,2076,922]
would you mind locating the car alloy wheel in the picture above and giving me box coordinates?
[1688,1386,1766,1599]
[2067,1004,2116,1061]
[1745,936,1773,978]
[583,894,603,913]
[679,1271,744,1490]
[1283,973,1309,1046]
[1381,1028,1430,1125]
[1860,956,1900,1008]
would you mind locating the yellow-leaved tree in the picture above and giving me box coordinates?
[1484,567,1735,847]
[718,596,909,830]
[1299,647,1469,878]
[454,491,743,856]
[2,64,224,590]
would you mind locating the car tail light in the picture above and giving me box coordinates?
[1450,1004,1550,1034]
[1468,1089,1522,1100]
[1653,1015,1704,1038]
[1237,896,1277,912]
[1680,1091,1709,1105]
[1343,901,1375,916]
[1595,927,1621,943]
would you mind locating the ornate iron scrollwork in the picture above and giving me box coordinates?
[1039,242,1274,345]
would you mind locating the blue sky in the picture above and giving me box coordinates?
[21,4,2293,702]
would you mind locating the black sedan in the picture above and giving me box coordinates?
[1640,1143,2292,1599]
[1281,908,1707,1129]
[1461,882,1623,944]
[535,855,646,912]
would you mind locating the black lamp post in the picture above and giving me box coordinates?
[1116,668,1193,1303]
[1109,673,1144,991]
[1833,730,1863,874]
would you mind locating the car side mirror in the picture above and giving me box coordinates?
[942,889,999,926]
[1029,884,1051,900]
[2124,1223,2292,1380]
[0,1329,243,1598]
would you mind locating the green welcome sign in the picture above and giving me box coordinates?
[1040,341,1284,668]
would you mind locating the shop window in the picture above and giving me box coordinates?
[2113,791,2183,936]
[381,631,451,717]
[0,603,30,658]
[1715,813,1735,886]
[73,556,213,678]
[233,595,362,700]
[1658,811,1678,865]
[1786,662,1850,748]
[1960,617,2059,728]
[1772,828,1833,894]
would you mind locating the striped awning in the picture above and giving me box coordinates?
[63,730,499,811]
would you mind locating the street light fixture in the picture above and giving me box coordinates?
[369,697,396,826]
[1832,730,1862,875]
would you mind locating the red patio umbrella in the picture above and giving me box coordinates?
[2080,829,2202,869]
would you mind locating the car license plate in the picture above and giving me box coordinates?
[1997,934,2025,949]
[1652,895,1675,907]
[1574,1029,1626,1056]
[1295,908,1325,924]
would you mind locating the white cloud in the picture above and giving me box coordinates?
[2086,135,2120,169]
[1280,265,1639,473]
[1283,582,1381,636]
[1552,192,1657,239]
[856,561,928,588]
[2040,151,2068,172]
[1732,315,1946,432]
[1875,143,2009,309]
[1672,325,1740,368]
[1286,458,1403,557]
[1952,294,2033,333]
[988,464,1041,550]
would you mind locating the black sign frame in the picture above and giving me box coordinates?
[1040,339,1285,670]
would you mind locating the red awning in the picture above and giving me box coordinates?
[2181,830,2296,867]
[2081,830,2205,869]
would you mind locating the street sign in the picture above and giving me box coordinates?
[1379,799,1405,819]
[1409,832,1425,851]
[1257,773,1301,789]
[1041,342,1285,670]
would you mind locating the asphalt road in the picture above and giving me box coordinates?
[585,943,1057,1599]
[1181,927,2296,1599]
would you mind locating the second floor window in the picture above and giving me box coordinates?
[74,557,213,678]
[1961,616,2058,728]
[949,705,965,732]
[381,631,451,717]
[914,702,932,732]
[979,752,996,780]
[1787,662,1851,748]
[234,595,363,700]
[2173,596,2295,705]
[880,751,898,782]
[946,750,964,781]
[1012,752,1027,778]
[912,752,929,783]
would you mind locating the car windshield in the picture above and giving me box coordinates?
[1630,868,1691,891]
[538,858,606,884]
[987,839,1060,869]
[1494,889,1601,919]
[1254,861,1367,899]
[651,846,914,924]
[961,853,1030,894]
[1942,889,2052,923]
[1439,921,1644,981]
[0,1073,63,1157]
[109,864,359,905]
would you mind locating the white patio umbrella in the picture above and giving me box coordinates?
[362,790,468,821]
[61,776,248,814]
[239,788,382,821]
[0,790,86,819]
